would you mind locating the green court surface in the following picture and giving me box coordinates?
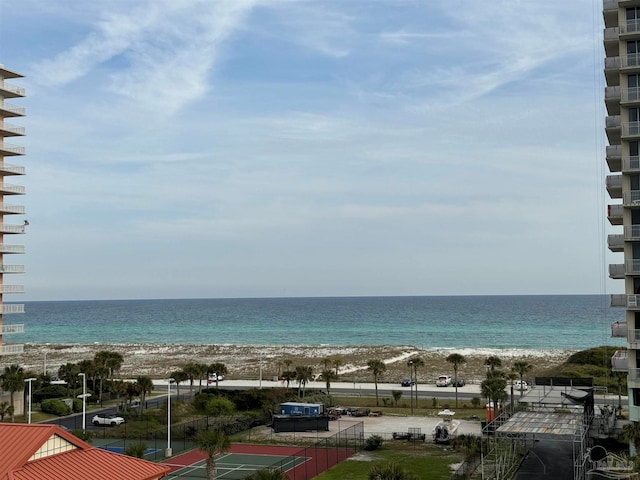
[166,452,309,479]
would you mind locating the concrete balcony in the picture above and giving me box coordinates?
[1,324,23,334]
[609,204,624,224]
[604,27,620,56]
[623,190,640,206]
[0,183,25,195]
[0,265,26,274]
[605,56,621,85]
[0,163,25,176]
[2,304,25,314]
[612,350,628,371]
[607,115,622,143]
[0,142,25,156]
[0,121,24,137]
[0,203,25,214]
[0,344,23,355]
[612,320,627,336]
[0,244,25,254]
[606,86,622,116]
[603,0,619,29]
[606,174,623,198]
[0,81,25,98]
[607,145,622,171]
[0,285,24,294]
[622,155,640,172]
[0,101,25,117]
[610,263,625,278]
[0,224,26,234]
[608,233,624,251]
[611,294,627,307]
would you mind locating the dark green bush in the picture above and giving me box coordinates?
[364,434,384,451]
[33,385,68,403]
[41,398,71,416]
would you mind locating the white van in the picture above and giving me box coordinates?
[436,375,452,387]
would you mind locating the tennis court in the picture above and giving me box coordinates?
[165,451,308,479]
[98,445,159,457]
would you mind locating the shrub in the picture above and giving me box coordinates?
[33,385,68,403]
[364,434,384,451]
[471,397,481,408]
[124,442,148,458]
[41,398,71,416]
[205,397,235,416]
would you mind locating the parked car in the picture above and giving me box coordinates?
[401,378,415,387]
[452,378,465,387]
[514,380,529,391]
[207,373,224,384]
[92,414,125,427]
[435,375,452,387]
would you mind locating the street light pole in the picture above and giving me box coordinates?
[165,378,174,458]
[78,373,86,431]
[24,378,36,424]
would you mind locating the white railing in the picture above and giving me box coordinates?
[623,121,640,136]
[0,265,25,274]
[0,344,23,355]
[0,224,26,234]
[623,155,640,170]
[622,87,640,102]
[0,82,25,96]
[629,330,640,345]
[0,102,25,116]
[625,225,640,239]
[0,285,24,294]
[628,295,640,307]
[0,143,25,155]
[0,184,25,195]
[0,163,25,175]
[623,190,640,205]
[0,122,24,136]
[1,324,23,334]
[626,259,640,273]
[2,304,24,314]
[623,53,640,68]
[612,350,628,370]
[625,18,640,33]
[0,245,25,254]
[0,203,25,214]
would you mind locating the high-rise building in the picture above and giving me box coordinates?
[0,65,26,357]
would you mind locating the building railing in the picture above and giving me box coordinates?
[628,368,640,381]
[0,203,25,214]
[0,224,26,234]
[608,145,622,158]
[612,350,628,370]
[0,265,25,274]
[623,155,640,170]
[623,190,640,205]
[605,56,622,70]
[607,115,622,128]
[2,304,25,314]
[626,259,640,273]
[625,18,640,33]
[0,102,25,116]
[0,344,23,355]
[622,53,640,68]
[1,324,23,334]
[629,330,640,346]
[0,285,24,294]
[0,122,24,136]
[608,234,624,249]
[606,175,622,189]
[609,263,625,277]
[623,121,640,136]
[0,143,25,155]
[0,245,25,254]
[605,26,621,41]
[625,225,640,239]
[0,163,25,175]
[622,87,640,102]
[0,184,25,195]
[0,81,25,96]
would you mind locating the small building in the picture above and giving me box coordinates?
[0,424,169,479]
[279,402,323,416]
[272,414,330,433]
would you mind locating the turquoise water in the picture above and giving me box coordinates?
[8,295,624,350]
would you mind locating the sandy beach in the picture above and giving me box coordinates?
[11,343,575,383]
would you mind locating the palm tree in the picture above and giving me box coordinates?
[195,429,231,480]
[446,353,466,408]
[295,365,313,398]
[183,362,200,394]
[480,371,507,417]
[1,364,24,422]
[58,362,80,397]
[319,369,337,395]
[406,356,424,413]
[245,469,289,480]
[368,461,418,480]
[134,376,154,417]
[619,421,640,455]
[332,357,343,377]
[170,369,189,397]
[321,358,332,370]
[282,370,296,388]
[484,356,502,373]
[367,359,387,407]
[194,363,208,393]
[511,360,532,398]
[0,401,12,421]
[207,362,228,388]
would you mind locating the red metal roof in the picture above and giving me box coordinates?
[0,424,169,480]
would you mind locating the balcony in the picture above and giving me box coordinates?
[604,27,620,56]
[0,285,24,294]
[0,121,24,137]
[629,329,640,347]
[621,53,640,70]
[612,350,628,371]
[607,115,622,143]
[0,224,26,234]
[0,101,25,117]
[0,183,25,195]
[606,174,623,198]
[0,265,26,274]
[608,233,624,251]
[605,57,622,85]
[622,87,640,104]
[2,304,25,314]
[606,86,622,115]
[603,0,619,29]
[0,142,24,156]
[610,263,625,278]
[622,18,640,35]
[622,155,640,172]
[0,244,25,254]
[1,324,23,334]
[607,145,622,171]
[612,320,627,336]
[0,81,25,99]
[0,163,25,176]
[609,204,624,224]
[625,224,640,240]
[0,344,23,355]
[623,190,640,205]
[626,258,640,274]
[611,294,627,307]
[0,203,25,214]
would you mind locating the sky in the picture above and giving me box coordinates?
[0,0,615,301]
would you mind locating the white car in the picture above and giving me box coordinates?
[92,414,125,427]
[435,375,452,387]
[514,380,529,391]
[207,373,224,384]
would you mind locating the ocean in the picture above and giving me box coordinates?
[8,295,625,351]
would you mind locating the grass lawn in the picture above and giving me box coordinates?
[313,443,462,480]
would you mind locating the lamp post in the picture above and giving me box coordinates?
[408,360,414,415]
[165,378,174,458]
[77,373,87,431]
[24,378,36,424]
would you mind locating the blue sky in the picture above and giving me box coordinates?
[0,0,613,300]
